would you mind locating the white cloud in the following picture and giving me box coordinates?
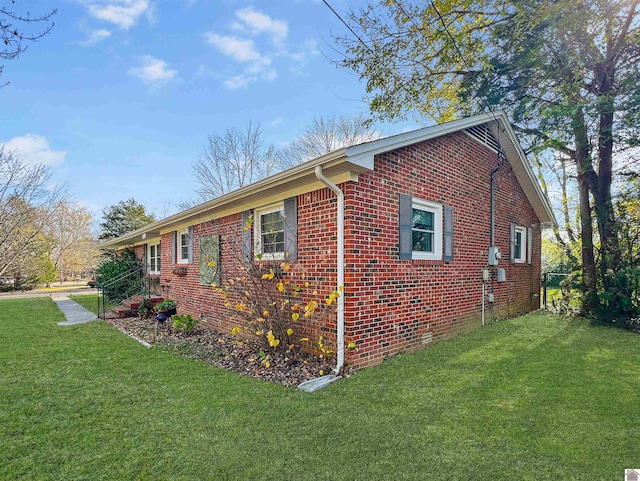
[204,9,290,90]
[128,56,178,84]
[2,134,66,166]
[86,0,150,30]
[204,34,262,63]
[80,28,112,46]
[223,75,254,90]
[234,8,288,47]
[269,118,283,127]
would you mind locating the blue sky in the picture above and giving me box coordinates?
[2,0,420,222]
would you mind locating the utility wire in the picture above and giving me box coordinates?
[320,0,454,136]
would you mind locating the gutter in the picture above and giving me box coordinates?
[314,165,345,373]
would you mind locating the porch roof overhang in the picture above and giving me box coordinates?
[99,111,556,250]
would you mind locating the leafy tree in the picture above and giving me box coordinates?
[95,249,143,302]
[37,255,57,287]
[1,3,56,86]
[280,114,382,168]
[192,121,280,200]
[98,198,156,241]
[47,200,97,282]
[336,0,640,316]
[612,178,640,317]
[0,148,67,278]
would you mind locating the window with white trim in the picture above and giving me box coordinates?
[514,226,526,263]
[148,242,161,274]
[178,228,190,264]
[411,198,443,261]
[255,203,285,259]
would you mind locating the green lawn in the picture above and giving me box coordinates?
[1,297,639,480]
[69,293,116,315]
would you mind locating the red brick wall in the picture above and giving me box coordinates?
[160,213,242,331]
[342,131,541,368]
[160,130,541,369]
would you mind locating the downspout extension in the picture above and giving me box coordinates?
[314,165,345,373]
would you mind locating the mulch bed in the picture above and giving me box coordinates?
[104,316,344,387]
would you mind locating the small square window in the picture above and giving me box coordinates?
[411,199,442,260]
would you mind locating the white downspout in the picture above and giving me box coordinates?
[314,165,345,373]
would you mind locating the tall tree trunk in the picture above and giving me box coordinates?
[594,64,623,313]
[572,110,599,313]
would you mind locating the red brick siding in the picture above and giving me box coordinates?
[342,131,540,368]
[160,200,340,342]
[129,245,145,262]
[159,130,541,370]
[160,214,242,331]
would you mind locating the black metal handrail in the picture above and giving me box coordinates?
[97,265,154,318]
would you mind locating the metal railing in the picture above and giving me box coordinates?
[96,265,156,318]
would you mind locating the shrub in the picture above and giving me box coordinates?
[172,314,198,332]
[95,249,143,302]
[154,299,177,312]
[137,297,154,319]
[214,215,340,355]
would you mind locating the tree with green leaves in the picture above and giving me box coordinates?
[47,200,97,282]
[98,198,156,241]
[0,148,67,278]
[337,0,640,317]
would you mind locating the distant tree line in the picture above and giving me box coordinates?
[0,149,97,289]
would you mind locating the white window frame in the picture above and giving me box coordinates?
[411,198,443,261]
[254,202,285,260]
[514,226,527,263]
[148,242,161,274]
[178,228,190,264]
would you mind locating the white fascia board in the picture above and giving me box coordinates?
[344,112,499,162]
[99,149,349,250]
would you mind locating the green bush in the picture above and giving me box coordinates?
[154,299,177,312]
[137,297,154,319]
[95,249,143,302]
[172,314,198,332]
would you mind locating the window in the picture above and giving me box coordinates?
[148,242,161,274]
[513,225,527,263]
[178,228,190,264]
[411,198,443,261]
[170,227,193,265]
[255,203,285,259]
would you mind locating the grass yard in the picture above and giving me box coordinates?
[1,297,639,480]
[69,293,117,315]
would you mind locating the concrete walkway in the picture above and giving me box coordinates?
[53,295,99,326]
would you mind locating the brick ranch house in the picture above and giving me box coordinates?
[100,111,555,369]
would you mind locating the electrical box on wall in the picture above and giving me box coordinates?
[482,269,489,281]
[497,269,506,282]
[488,246,501,266]
[487,293,495,303]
